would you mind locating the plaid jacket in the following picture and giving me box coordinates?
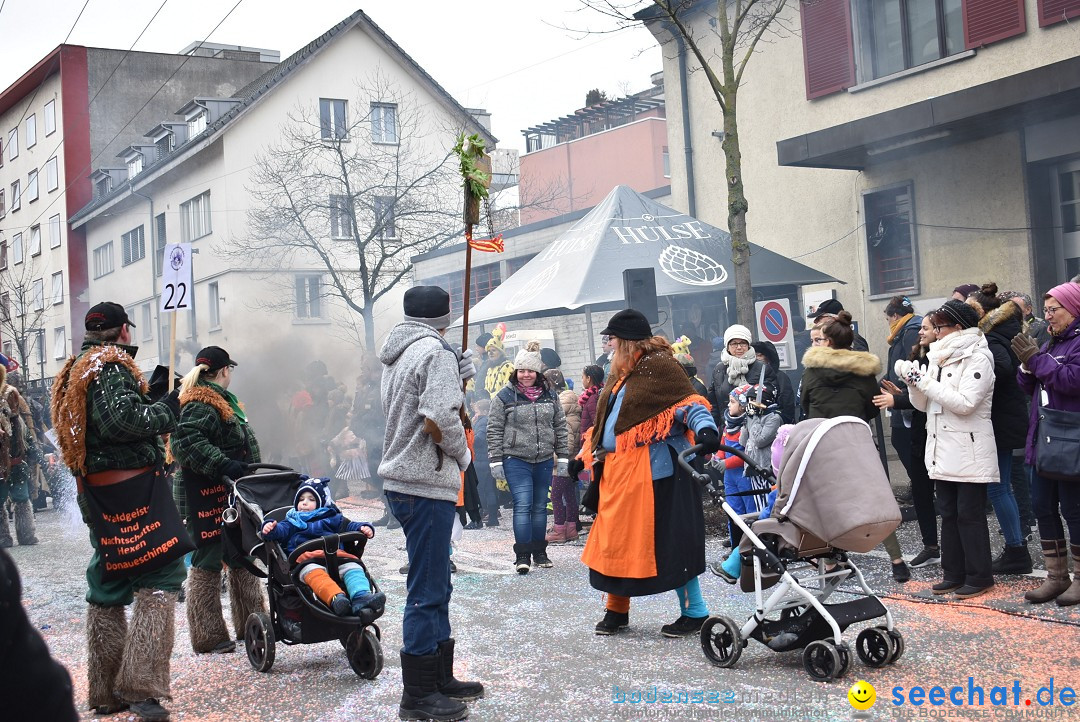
[81,341,174,475]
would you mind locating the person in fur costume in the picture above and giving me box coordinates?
[169,346,268,654]
[580,310,719,639]
[49,302,183,721]
[261,478,385,617]
[0,367,40,547]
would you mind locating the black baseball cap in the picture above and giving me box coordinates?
[85,302,135,331]
[807,298,844,319]
[195,346,237,372]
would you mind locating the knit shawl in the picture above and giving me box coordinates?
[589,350,707,453]
[50,345,148,476]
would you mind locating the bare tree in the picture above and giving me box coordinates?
[578,0,793,327]
[0,250,50,381]
[227,72,467,350]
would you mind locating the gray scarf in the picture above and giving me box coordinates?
[721,347,756,385]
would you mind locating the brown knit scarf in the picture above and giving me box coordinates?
[589,350,705,453]
[887,313,914,345]
[50,345,148,475]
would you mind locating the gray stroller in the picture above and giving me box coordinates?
[679,416,905,682]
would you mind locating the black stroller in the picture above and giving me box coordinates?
[222,464,384,678]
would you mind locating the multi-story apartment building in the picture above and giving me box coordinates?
[0,43,276,382]
[639,0,1080,351]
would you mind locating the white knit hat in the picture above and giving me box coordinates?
[514,340,543,373]
[723,324,753,347]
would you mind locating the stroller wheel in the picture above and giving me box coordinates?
[700,616,742,668]
[856,627,893,668]
[882,627,905,663]
[347,628,383,679]
[835,642,852,677]
[803,640,844,682]
[245,613,276,673]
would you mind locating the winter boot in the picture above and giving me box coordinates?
[86,603,128,715]
[115,588,177,716]
[991,544,1033,575]
[513,543,531,575]
[1025,539,1071,604]
[564,521,579,542]
[185,567,234,653]
[532,541,553,568]
[436,638,485,701]
[12,500,36,545]
[226,567,267,640]
[545,524,566,544]
[0,505,12,548]
[399,651,469,721]
[1056,545,1080,607]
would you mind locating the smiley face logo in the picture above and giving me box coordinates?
[848,680,876,710]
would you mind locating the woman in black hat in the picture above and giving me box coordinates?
[171,347,266,653]
[580,309,721,638]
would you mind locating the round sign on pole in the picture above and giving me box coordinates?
[759,301,789,343]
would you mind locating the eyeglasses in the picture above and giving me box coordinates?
[810,336,826,345]
[932,324,958,333]
[727,340,750,348]
[1044,306,1063,316]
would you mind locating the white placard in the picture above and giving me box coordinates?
[160,243,193,314]
[755,298,796,371]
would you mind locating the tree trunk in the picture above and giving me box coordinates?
[361,304,376,352]
[722,88,754,329]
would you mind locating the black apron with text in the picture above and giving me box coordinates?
[183,470,230,548]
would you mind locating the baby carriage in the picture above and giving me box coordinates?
[679,416,904,682]
[221,464,384,678]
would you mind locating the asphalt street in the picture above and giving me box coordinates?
[10,491,1079,722]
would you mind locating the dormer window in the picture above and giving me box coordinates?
[127,155,143,179]
[188,112,207,137]
[95,176,111,198]
[155,134,172,159]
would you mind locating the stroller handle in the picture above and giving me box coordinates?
[677,444,776,487]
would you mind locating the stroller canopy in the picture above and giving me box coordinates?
[773,417,901,553]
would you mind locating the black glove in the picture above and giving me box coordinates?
[567,458,585,479]
[160,389,180,420]
[580,479,600,515]
[695,427,722,453]
[221,459,249,481]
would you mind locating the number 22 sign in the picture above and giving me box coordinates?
[160,243,193,314]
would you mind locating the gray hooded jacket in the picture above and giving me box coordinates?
[378,321,469,502]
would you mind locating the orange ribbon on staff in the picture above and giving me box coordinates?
[465,228,504,253]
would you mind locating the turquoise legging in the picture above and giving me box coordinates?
[675,577,708,618]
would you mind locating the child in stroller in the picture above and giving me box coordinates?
[261,478,386,618]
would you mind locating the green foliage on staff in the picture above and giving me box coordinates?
[453,132,490,201]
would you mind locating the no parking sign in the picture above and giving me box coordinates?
[755,298,795,370]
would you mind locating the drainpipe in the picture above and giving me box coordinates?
[674,30,697,217]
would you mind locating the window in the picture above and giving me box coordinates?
[12,233,22,265]
[208,281,220,328]
[295,274,324,319]
[374,196,397,239]
[158,314,171,362]
[370,103,398,144]
[188,112,207,137]
[855,0,964,82]
[154,213,166,276]
[0,294,7,322]
[45,157,58,191]
[53,327,66,359]
[33,330,44,366]
[94,176,111,198]
[25,115,36,148]
[0,137,3,167]
[93,242,114,278]
[29,225,41,256]
[506,254,537,276]
[319,99,348,140]
[422,262,502,315]
[329,194,353,238]
[26,170,38,202]
[121,225,145,265]
[44,100,56,136]
[864,182,918,296]
[155,134,172,159]
[0,240,6,269]
[141,303,153,341]
[31,278,43,311]
[51,271,63,305]
[49,214,61,248]
[2,342,10,359]
[10,181,20,211]
[8,128,17,161]
[127,155,143,179]
[0,189,4,218]
[180,191,211,241]
[662,147,670,178]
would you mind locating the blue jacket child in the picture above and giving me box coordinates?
[261,478,384,617]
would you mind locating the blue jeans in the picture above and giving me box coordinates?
[385,491,455,656]
[1030,468,1080,543]
[504,457,553,546]
[988,448,1023,547]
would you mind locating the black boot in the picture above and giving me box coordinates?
[436,639,484,701]
[513,543,530,575]
[532,541,553,568]
[399,651,469,721]
[992,544,1033,575]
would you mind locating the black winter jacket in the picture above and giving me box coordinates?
[800,346,882,422]
[884,315,923,428]
[979,302,1030,451]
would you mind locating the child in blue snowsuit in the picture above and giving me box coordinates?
[262,478,385,617]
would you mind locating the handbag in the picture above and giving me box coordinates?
[1035,386,1080,482]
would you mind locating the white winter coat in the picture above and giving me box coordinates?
[907,328,998,484]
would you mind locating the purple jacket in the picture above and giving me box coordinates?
[1016,318,1080,464]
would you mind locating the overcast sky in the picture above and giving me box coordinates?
[0,0,661,150]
